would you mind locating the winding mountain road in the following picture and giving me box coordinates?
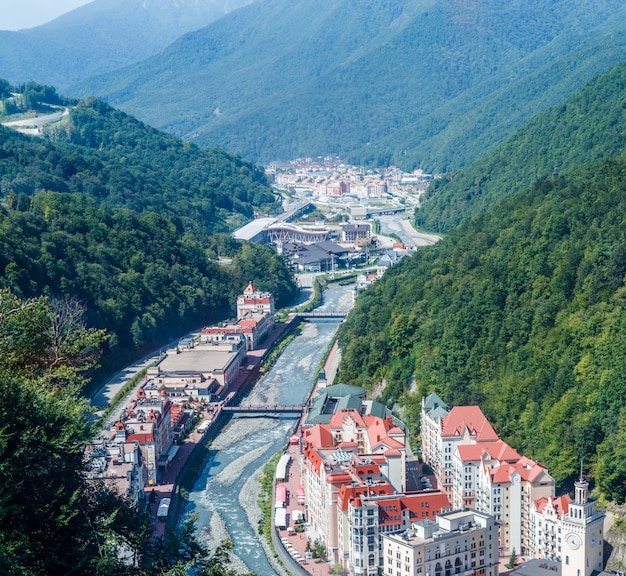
[2,106,69,131]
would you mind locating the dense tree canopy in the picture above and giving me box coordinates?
[0,290,146,575]
[416,60,626,232]
[338,154,626,498]
[0,90,297,377]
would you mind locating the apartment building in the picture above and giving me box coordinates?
[453,441,521,509]
[475,455,555,557]
[422,401,499,500]
[382,509,499,576]
[343,490,451,576]
[84,440,144,504]
[201,310,273,351]
[421,395,556,557]
[341,223,371,243]
[301,402,410,562]
[421,393,450,470]
[530,494,571,560]
[236,280,275,319]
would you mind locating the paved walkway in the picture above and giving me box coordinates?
[144,319,295,540]
[272,354,335,573]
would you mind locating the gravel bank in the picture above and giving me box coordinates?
[213,442,274,487]
[199,512,250,574]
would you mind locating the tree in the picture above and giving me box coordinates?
[506,548,518,569]
[0,290,145,575]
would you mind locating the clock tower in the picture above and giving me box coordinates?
[561,474,604,576]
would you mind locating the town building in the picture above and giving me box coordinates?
[560,476,604,576]
[382,509,499,576]
[509,477,605,576]
[199,280,276,351]
[475,454,555,557]
[530,494,571,560]
[237,281,275,319]
[84,439,144,504]
[343,490,451,576]
[341,223,371,243]
[421,395,556,557]
[421,400,499,500]
[284,241,352,272]
[153,339,245,389]
[142,366,218,402]
[300,384,436,566]
[111,393,173,486]
[201,310,273,351]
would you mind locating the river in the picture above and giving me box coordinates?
[182,284,354,574]
[376,214,440,247]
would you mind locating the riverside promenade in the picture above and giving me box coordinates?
[268,337,343,575]
[146,315,301,539]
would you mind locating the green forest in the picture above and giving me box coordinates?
[70,0,626,169]
[338,154,626,501]
[416,60,626,233]
[0,85,297,376]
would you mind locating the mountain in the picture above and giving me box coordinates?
[416,60,626,232]
[0,93,296,371]
[338,154,626,499]
[335,61,626,500]
[0,0,256,88]
[69,0,626,169]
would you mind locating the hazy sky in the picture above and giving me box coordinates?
[1,0,93,31]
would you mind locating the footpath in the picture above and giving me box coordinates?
[270,336,344,575]
[145,315,300,539]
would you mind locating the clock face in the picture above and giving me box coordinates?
[566,533,582,550]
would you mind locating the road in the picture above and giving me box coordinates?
[2,106,69,131]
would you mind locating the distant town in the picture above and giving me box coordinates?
[266,155,440,206]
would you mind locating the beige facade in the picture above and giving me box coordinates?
[383,510,499,576]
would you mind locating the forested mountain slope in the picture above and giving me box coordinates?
[337,155,626,501]
[416,60,626,232]
[0,95,296,374]
[0,0,255,88]
[70,0,626,169]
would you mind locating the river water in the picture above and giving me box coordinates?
[182,285,354,574]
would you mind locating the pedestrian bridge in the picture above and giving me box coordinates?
[297,311,346,319]
[222,405,304,415]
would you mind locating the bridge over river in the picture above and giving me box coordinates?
[296,311,346,319]
[221,404,304,415]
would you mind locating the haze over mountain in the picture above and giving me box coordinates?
[69,0,626,170]
[1,0,91,31]
[0,0,256,88]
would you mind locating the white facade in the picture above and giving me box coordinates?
[561,478,604,576]
[421,396,555,558]
[382,510,499,576]
[236,281,275,319]
[530,495,571,560]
